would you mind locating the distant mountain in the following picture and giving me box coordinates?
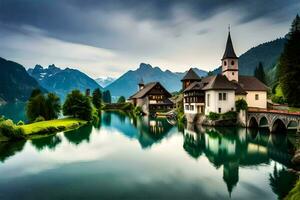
[212,38,286,77]
[105,63,207,98]
[0,57,44,103]
[95,77,116,88]
[28,64,102,99]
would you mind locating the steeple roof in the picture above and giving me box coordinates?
[181,68,201,81]
[222,32,238,60]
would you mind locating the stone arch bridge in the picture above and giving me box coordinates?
[247,108,300,133]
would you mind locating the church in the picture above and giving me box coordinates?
[182,30,268,116]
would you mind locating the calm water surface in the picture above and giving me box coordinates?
[0,111,299,200]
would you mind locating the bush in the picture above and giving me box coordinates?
[34,116,45,122]
[17,120,25,126]
[117,96,126,103]
[134,106,143,115]
[271,95,287,104]
[222,111,237,120]
[207,112,220,120]
[121,102,134,111]
[235,99,248,112]
[0,120,25,139]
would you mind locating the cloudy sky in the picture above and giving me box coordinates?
[0,0,299,78]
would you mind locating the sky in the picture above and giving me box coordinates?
[0,0,299,78]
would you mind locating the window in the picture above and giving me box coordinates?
[232,72,234,76]
[185,105,189,110]
[190,105,194,111]
[231,107,234,111]
[224,61,227,66]
[255,94,259,100]
[207,94,210,107]
[219,93,222,100]
[223,93,227,101]
[218,108,221,113]
[231,60,235,65]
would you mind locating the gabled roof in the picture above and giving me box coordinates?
[202,74,236,90]
[232,81,247,95]
[183,81,205,92]
[222,32,238,60]
[129,82,171,99]
[238,76,269,91]
[181,68,201,81]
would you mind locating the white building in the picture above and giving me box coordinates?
[183,30,268,116]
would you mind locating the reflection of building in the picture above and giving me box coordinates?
[129,81,174,115]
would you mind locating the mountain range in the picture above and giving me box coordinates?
[105,63,207,98]
[0,57,44,104]
[28,65,102,99]
[0,36,287,103]
[95,77,116,88]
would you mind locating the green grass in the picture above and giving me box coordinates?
[20,118,87,136]
[285,179,300,200]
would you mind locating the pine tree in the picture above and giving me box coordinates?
[254,62,266,84]
[278,14,300,107]
[92,88,102,109]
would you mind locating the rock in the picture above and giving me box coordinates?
[292,152,300,164]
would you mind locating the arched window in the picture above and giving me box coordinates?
[224,61,227,66]
[231,60,235,65]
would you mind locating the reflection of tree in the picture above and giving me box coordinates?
[269,164,298,200]
[93,111,101,130]
[102,112,111,126]
[31,135,62,151]
[64,125,92,145]
[0,140,26,162]
[223,161,239,197]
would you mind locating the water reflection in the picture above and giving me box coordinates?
[183,123,298,198]
[64,125,93,145]
[0,140,26,162]
[0,112,298,200]
[31,135,62,151]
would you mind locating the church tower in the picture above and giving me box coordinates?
[222,28,238,82]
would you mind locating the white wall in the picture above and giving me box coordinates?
[205,90,235,115]
[245,91,267,109]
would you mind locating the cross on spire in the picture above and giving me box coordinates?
[228,24,231,32]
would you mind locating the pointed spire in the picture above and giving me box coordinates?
[222,28,238,60]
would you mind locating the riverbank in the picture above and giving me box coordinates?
[20,118,87,136]
[285,179,300,200]
[0,118,87,141]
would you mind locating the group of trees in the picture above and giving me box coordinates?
[26,89,61,122]
[277,14,300,107]
[26,88,112,122]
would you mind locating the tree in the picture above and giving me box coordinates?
[92,88,102,109]
[235,99,248,112]
[117,96,126,103]
[103,90,112,103]
[45,93,61,119]
[63,90,93,120]
[26,91,61,122]
[277,15,300,107]
[26,93,47,122]
[254,62,266,84]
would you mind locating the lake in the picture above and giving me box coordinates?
[0,111,299,200]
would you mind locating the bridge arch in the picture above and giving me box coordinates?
[248,117,258,128]
[287,120,298,130]
[259,116,269,128]
[271,118,287,133]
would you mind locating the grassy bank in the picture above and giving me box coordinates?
[285,179,300,200]
[0,118,87,140]
[20,118,87,136]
